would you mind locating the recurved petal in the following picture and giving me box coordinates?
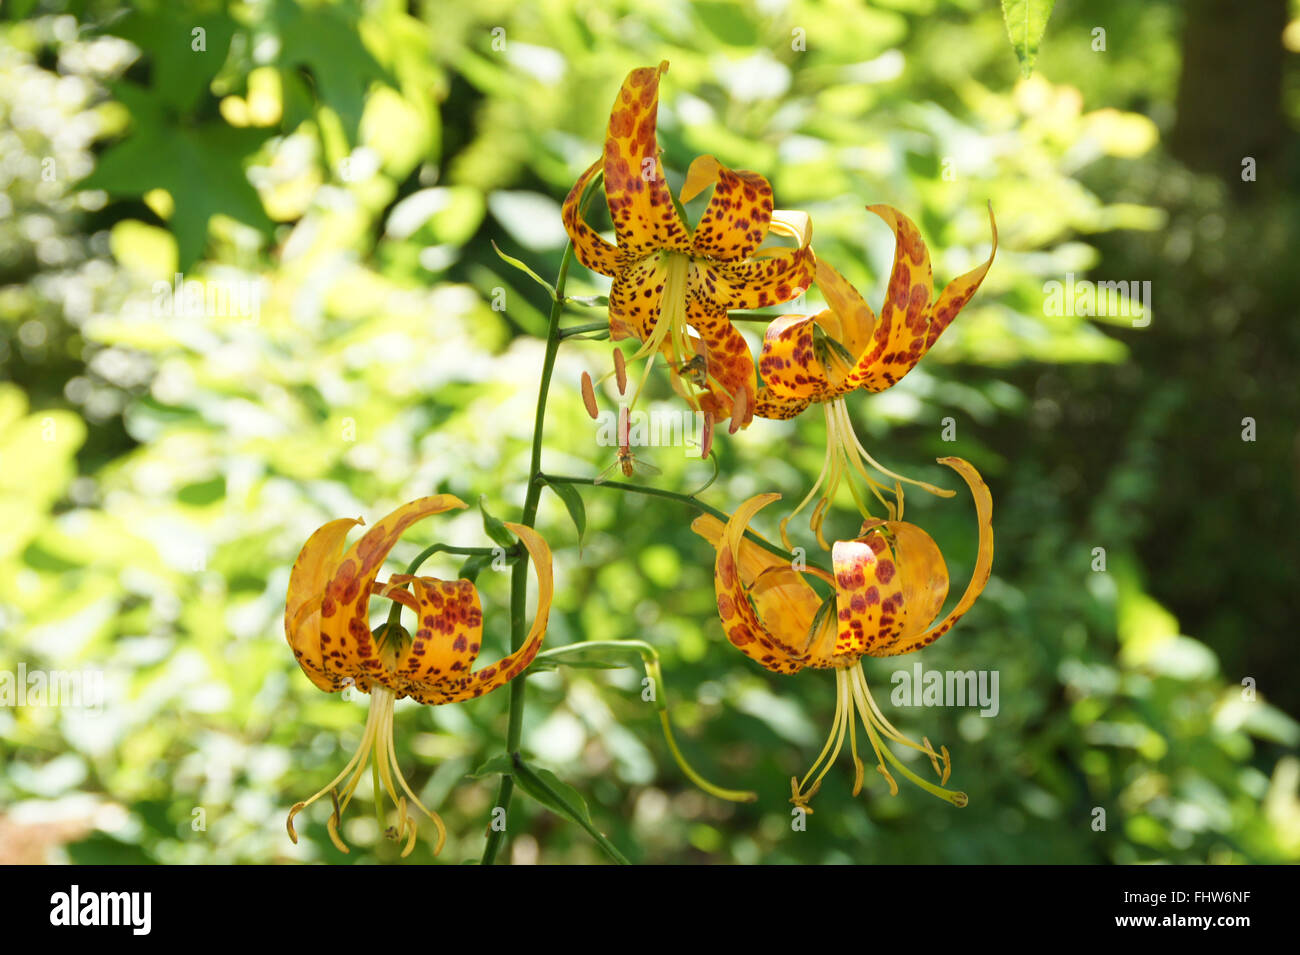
[683,297,757,428]
[417,522,553,704]
[757,313,829,402]
[692,513,823,654]
[867,523,948,655]
[873,457,993,657]
[830,535,906,660]
[318,495,468,685]
[704,245,815,311]
[286,516,363,692]
[562,158,621,277]
[752,386,812,420]
[603,62,691,257]
[680,155,774,262]
[692,493,806,674]
[813,258,878,365]
[836,205,936,394]
[608,252,667,342]
[388,576,484,690]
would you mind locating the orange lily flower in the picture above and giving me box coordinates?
[283,494,553,856]
[753,205,997,549]
[691,457,992,810]
[563,61,815,428]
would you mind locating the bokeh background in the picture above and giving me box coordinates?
[2,0,1299,864]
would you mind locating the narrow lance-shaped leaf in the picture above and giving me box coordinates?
[478,496,516,549]
[545,480,587,551]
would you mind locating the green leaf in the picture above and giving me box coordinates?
[477,496,516,549]
[458,552,493,583]
[516,764,595,827]
[271,0,394,144]
[469,753,514,779]
[81,84,272,269]
[470,754,627,863]
[1000,0,1056,77]
[545,480,586,550]
[109,10,237,115]
[490,241,556,299]
[177,475,226,507]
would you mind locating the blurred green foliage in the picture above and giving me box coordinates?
[1,0,1297,864]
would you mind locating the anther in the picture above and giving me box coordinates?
[613,349,627,395]
[580,371,599,419]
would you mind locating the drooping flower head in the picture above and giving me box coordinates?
[563,61,815,432]
[691,457,992,809]
[753,205,997,548]
[284,494,553,856]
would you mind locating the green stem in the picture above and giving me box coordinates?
[480,241,576,866]
[537,472,830,575]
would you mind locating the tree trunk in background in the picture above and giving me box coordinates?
[1169,0,1287,194]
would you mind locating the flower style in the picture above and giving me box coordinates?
[753,205,997,548]
[283,494,553,856]
[691,457,992,809]
[563,61,815,430]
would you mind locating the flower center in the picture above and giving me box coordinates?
[615,251,731,416]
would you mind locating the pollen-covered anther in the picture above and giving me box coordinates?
[581,371,600,419]
[613,348,627,394]
[701,411,715,459]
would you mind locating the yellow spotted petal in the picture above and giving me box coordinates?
[680,155,775,262]
[838,205,995,395]
[388,575,484,690]
[683,297,757,428]
[608,252,668,341]
[869,522,949,655]
[752,387,812,421]
[692,512,824,658]
[705,244,814,311]
[812,258,878,369]
[562,158,621,277]
[757,313,828,402]
[873,457,993,657]
[418,522,553,704]
[602,62,690,257]
[830,534,905,659]
[691,494,807,674]
[286,516,363,692]
[318,495,468,688]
